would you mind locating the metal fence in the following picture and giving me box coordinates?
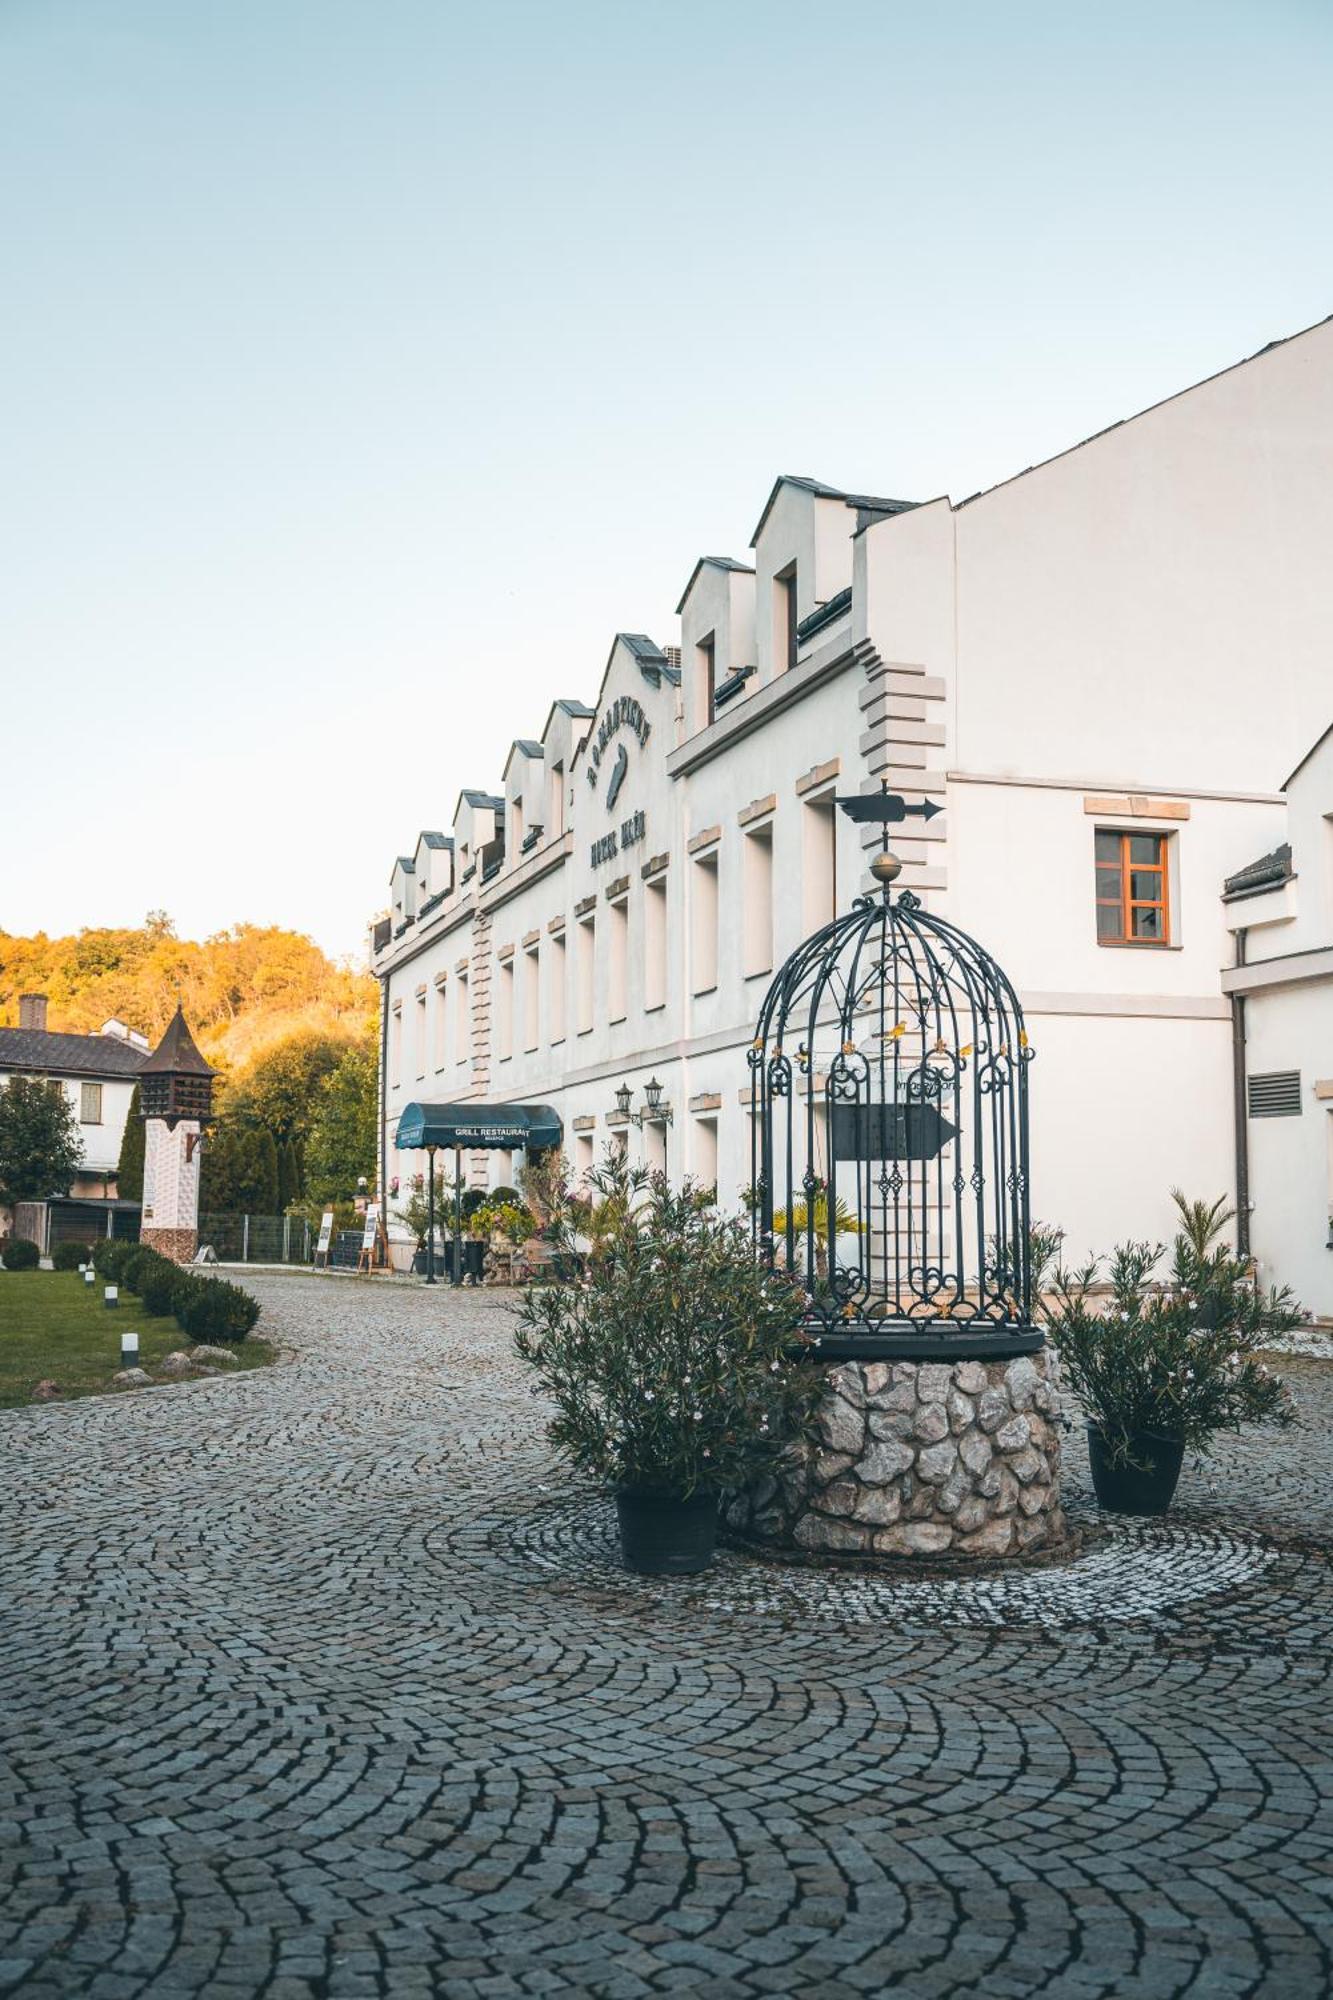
[197,1215,315,1265]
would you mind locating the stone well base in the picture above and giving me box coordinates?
[140,1228,198,1266]
[726,1351,1066,1560]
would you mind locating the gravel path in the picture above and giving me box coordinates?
[3,1273,1332,1998]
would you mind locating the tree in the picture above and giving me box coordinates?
[116,1084,145,1202]
[255,1129,280,1215]
[276,1138,295,1212]
[304,1041,378,1204]
[0,1078,84,1210]
[224,1031,351,1145]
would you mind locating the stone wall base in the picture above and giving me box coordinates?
[141,1228,198,1266]
[727,1350,1067,1561]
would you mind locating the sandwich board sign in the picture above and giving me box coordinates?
[314,1210,335,1269]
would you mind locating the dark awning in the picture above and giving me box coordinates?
[394,1101,562,1151]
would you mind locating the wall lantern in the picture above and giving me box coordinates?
[643,1076,665,1115]
[614,1080,633,1118]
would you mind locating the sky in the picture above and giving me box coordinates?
[2,0,1330,961]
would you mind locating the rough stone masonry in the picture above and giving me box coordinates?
[726,1349,1067,1558]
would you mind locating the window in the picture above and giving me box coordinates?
[576,1132,594,1187]
[80,1081,102,1125]
[511,796,524,854]
[644,876,667,1012]
[391,1003,403,1086]
[1095,830,1170,945]
[695,631,716,729]
[523,943,540,1053]
[549,930,567,1044]
[775,565,798,675]
[608,897,628,1023]
[743,823,774,977]
[577,914,596,1035]
[434,978,447,1071]
[454,970,470,1065]
[415,991,427,1077]
[497,955,515,1060]
[692,849,719,994]
[549,762,565,837]
[692,1114,718,1193]
[802,797,837,933]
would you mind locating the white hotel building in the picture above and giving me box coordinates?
[372,319,1333,1317]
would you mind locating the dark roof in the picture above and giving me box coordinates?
[140,1005,214,1077]
[510,739,543,757]
[611,632,680,687]
[392,855,415,877]
[459,789,505,812]
[415,830,451,850]
[749,475,916,548]
[675,555,755,615]
[554,698,595,718]
[1222,843,1294,902]
[0,1027,150,1079]
[796,585,853,646]
[1284,721,1333,791]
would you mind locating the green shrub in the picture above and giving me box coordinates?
[138,1263,183,1317]
[514,1158,824,1500]
[2,1237,40,1271]
[174,1275,261,1344]
[52,1240,95,1271]
[92,1237,135,1281]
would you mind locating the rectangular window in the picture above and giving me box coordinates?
[644,875,668,1012]
[695,631,716,729]
[692,849,719,995]
[497,956,514,1060]
[549,930,567,1044]
[415,992,427,1078]
[80,1081,102,1124]
[576,1132,594,1187]
[523,944,540,1053]
[434,979,447,1071]
[1095,829,1171,945]
[454,971,470,1066]
[608,897,628,1023]
[549,761,565,837]
[743,823,774,978]
[692,1114,718,1193]
[775,565,798,675]
[511,796,524,854]
[391,1004,403,1086]
[577,914,596,1035]
[801,798,837,933]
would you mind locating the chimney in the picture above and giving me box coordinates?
[18,994,48,1033]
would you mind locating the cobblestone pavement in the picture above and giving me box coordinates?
[4,1277,1333,2000]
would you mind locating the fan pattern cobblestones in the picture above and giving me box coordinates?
[3,1275,1333,1999]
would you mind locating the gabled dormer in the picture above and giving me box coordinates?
[539,698,594,839]
[750,476,915,684]
[389,856,416,934]
[502,740,545,862]
[575,636,678,806]
[677,556,756,735]
[412,831,453,917]
[452,788,505,889]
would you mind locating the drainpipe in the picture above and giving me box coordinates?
[377,972,389,1204]
[1231,927,1250,1258]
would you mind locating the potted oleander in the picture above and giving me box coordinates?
[1044,1207,1301,1514]
[515,1158,824,1575]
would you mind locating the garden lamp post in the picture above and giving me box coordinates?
[425,1144,437,1284]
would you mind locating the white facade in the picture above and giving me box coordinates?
[372,319,1333,1314]
[0,1009,148,1198]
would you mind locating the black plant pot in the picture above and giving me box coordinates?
[1087,1424,1186,1515]
[615,1490,718,1576]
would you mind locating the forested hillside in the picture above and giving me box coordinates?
[0,913,375,1069]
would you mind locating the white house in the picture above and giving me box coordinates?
[370,317,1333,1318]
[1222,723,1333,1316]
[0,994,150,1241]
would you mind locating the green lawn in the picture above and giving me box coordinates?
[0,1269,276,1409]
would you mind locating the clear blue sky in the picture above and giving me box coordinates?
[2,0,1329,960]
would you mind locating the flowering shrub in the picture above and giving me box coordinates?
[1043,1224,1301,1467]
[514,1158,824,1499]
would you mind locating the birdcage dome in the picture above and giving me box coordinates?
[749,886,1039,1359]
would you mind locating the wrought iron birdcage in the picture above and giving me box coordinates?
[749,797,1039,1359]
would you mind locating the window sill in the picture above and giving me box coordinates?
[550,1036,565,1048]
[744,966,773,982]
[693,985,718,998]
[644,1002,666,1015]
[1096,939,1180,951]
[609,1013,627,1026]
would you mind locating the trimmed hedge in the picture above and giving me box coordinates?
[173,1275,261,1344]
[2,1238,40,1271]
[92,1237,134,1281]
[138,1263,183,1317]
[52,1240,95,1271]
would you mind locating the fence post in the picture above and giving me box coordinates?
[283,1214,291,1263]
[242,1214,250,1263]
[304,1220,311,1263]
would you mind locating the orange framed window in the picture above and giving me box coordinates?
[1095,829,1170,945]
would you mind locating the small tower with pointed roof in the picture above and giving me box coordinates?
[138,1004,215,1263]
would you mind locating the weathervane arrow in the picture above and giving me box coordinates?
[835,789,943,824]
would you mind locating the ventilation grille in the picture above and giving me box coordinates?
[1248,1070,1302,1118]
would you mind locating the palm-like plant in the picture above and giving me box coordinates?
[771,1185,861,1278]
[1170,1188,1236,1263]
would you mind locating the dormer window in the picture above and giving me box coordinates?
[511,798,524,856]
[695,631,716,728]
[549,762,565,836]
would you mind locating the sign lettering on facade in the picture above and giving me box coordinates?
[590,809,646,869]
[587,695,650,788]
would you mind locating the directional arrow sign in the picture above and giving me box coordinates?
[832,1100,959,1163]
[836,791,943,825]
